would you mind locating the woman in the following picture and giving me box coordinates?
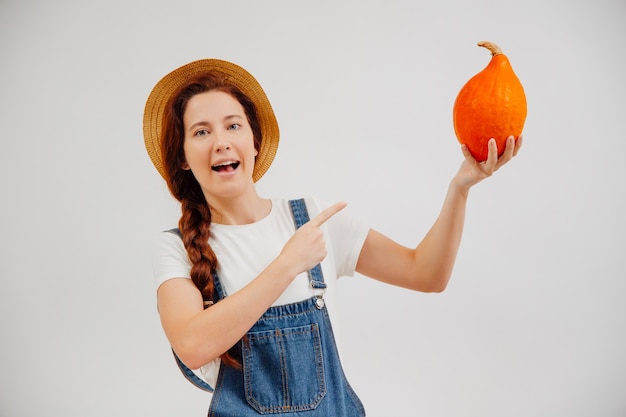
[143,59,521,416]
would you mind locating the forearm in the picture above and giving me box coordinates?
[358,139,519,292]
[355,178,470,293]
[414,136,521,289]
[413,178,469,291]
[165,255,298,369]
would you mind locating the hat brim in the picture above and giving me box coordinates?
[143,59,279,182]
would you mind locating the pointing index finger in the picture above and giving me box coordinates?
[309,201,347,227]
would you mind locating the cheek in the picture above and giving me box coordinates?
[182,141,208,168]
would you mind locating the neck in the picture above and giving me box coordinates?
[208,192,271,225]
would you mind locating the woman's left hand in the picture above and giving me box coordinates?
[454,135,523,190]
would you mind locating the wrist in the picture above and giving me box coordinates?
[272,253,301,283]
[449,176,471,199]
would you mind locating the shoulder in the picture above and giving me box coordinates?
[151,229,192,290]
[153,229,186,253]
[152,229,191,271]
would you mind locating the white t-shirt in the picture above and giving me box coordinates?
[152,197,369,388]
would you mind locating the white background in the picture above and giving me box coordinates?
[1,0,625,416]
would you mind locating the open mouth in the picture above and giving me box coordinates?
[211,161,240,173]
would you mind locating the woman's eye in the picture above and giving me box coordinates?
[194,129,209,137]
[228,123,241,130]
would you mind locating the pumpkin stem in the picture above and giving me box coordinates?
[477,41,503,56]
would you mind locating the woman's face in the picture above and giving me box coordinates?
[182,90,258,201]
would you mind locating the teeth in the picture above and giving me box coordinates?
[213,160,238,167]
[211,160,240,172]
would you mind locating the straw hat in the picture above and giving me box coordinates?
[143,59,279,182]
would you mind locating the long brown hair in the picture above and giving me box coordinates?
[160,74,262,367]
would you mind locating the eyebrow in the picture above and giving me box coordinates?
[187,114,244,132]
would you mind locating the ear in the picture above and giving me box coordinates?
[181,161,190,170]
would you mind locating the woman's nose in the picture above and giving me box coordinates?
[214,133,231,152]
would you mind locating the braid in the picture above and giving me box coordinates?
[160,74,260,369]
[179,197,217,302]
[179,196,241,368]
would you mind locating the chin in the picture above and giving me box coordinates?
[203,176,255,200]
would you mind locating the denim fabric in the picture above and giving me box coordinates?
[171,199,365,416]
[209,297,365,416]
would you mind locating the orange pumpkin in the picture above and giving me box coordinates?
[453,41,527,162]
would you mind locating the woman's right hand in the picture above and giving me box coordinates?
[278,201,347,277]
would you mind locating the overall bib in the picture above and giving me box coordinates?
[171,199,366,416]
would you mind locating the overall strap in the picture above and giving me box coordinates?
[288,199,327,308]
[173,354,214,392]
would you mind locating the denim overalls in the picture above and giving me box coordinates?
[169,199,366,416]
